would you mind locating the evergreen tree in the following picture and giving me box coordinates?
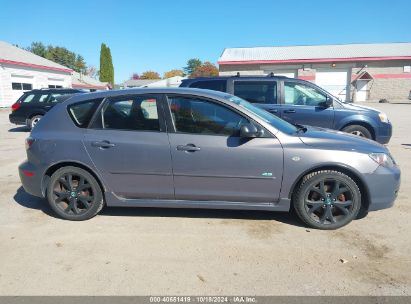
[100,43,114,85]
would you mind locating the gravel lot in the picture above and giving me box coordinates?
[0,102,410,295]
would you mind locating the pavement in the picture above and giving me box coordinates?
[0,102,410,295]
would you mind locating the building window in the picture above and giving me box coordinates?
[12,82,32,90]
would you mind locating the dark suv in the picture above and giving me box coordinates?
[180,76,392,144]
[9,88,83,129]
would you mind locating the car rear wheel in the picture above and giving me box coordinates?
[28,115,43,129]
[293,170,361,230]
[342,125,372,139]
[47,166,104,221]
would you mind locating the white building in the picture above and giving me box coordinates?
[0,40,108,107]
[122,76,186,89]
[0,41,73,107]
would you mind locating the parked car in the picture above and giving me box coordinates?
[19,88,400,229]
[180,76,392,144]
[9,88,83,129]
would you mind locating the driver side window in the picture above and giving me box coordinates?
[284,82,327,107]
[167,96,248,136]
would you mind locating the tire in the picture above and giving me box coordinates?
[28,115,43,129]
[293,170,362,230]
[342,124,372,139]
[47,166,104,221]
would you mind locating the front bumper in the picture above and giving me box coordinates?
[375,122,392,144]
[18,161,44,198]
[364,165,400,211]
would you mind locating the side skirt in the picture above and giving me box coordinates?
[105,192,291,212]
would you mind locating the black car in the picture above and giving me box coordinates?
[180,76,392,144]
[9,88,83,129]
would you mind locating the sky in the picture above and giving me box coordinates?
[1,0,411,83]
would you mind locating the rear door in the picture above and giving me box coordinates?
[83,94,174,199]
[280,80,334,128]
[230,80,281,117]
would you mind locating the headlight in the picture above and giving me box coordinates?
[369,153,396,167]
[378,112,389,123]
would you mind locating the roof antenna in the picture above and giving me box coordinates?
[236,72,240,77]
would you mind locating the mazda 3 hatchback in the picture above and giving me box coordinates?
[19,88,400,229]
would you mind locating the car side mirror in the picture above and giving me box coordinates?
[319,97,333,108]
[325,96,333,107]
[240,123,263,138]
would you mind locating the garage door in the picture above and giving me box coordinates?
[315,70,348,101]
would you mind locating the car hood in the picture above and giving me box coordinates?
[341,102,381,114]
[298,126,387,153]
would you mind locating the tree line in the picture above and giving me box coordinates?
[131,58,218,80]
[25,41,219,85]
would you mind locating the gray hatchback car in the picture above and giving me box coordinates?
[18,88,400,229]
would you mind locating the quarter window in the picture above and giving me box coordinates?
[234,81,277,104]
[284,82,327,106]
[168,96,248,136]
[68,98,104,128]
[102,96,160,131]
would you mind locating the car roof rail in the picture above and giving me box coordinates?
[236,72,240,77]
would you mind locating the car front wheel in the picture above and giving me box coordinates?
[293,170,362,230]
[342,125,372,139]
[47,166,104,221]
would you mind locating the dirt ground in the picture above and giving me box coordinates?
[0,101,410,295]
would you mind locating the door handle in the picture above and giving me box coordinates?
[283,109,296,113]
[91,140,115,149]
[176,144,201,152]
[267,109,278,113]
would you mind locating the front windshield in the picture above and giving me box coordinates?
[223,94,298,135]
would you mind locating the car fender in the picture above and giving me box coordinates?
[335,114,378,131]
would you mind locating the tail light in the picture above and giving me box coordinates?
[11,102,21,112]
[25,137,35,150]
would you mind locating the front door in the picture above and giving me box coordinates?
[165,95,283,203]
[356,80,368,101]
[281,81,334,128]
[83,94,174,199]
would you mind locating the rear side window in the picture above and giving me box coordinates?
[234,81,277,104]
[18,93,48,103]
[68,98,103,128]
[189,80,227,92]
[101,95,161,131]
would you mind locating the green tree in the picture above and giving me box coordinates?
[99,43,114,85]
[25,41,89,73]
[183,58,202,76]
[141,71,161,79]
[26,42,47,58]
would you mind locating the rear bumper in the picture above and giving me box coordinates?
[18,161,44,198]
[9,113,26,125]
[375,122,392,144]
[365,165,400,211]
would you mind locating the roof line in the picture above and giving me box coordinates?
[218,56,411,65]
[72,83,107,89]
[221,42,411,50]
[0,59,73,73]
